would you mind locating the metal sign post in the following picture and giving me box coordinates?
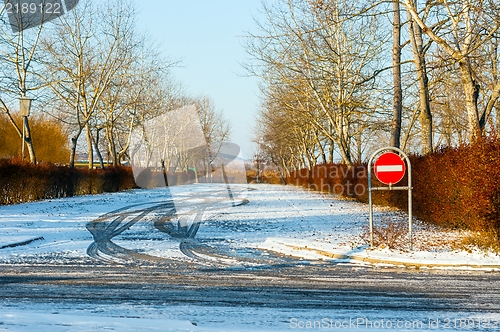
[368,147,413,250]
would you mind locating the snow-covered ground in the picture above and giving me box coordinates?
[1,183,500,331]
[1,183,498,268]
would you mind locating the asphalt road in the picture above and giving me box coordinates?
[1,262,499,313]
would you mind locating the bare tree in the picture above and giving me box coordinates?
[403,0,500,140]
[245,0,388,167]
[40,0,137,168]
[98,40,177,167]
[192,96,231,173]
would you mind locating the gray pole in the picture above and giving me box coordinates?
[407,155,413,251]
[368,154,375,249]
[21,118,25,160]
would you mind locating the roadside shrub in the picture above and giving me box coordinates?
[0,159,137,205]
[409,137,500,238]
[246,168,283,184]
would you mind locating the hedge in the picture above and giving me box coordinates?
[287,136,500,236]
[0,159,136,205]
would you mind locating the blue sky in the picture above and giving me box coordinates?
[135,1,262,159]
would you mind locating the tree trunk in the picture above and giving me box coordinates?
[355,130,362,163]
[337,116,353,166]
[3,105,35,163]
[85,123,94,169]
[328,139,334,163]
[496,102,500,132]
[23,117,37,164]
[314,131,326,164]
[92,129,105,169]
[417,74,433,154]
[69,137,78,168]
[459,61,481,140]
[117,116,136,164]
[337,138,353,166]
[390,0,403,149]
[106,125,118,166]
[480,82,500,129]
[407,12,433,154]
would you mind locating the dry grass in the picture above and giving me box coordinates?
[360,217,500,254]
[457,231,500,253]
[360,218,408,250]
[360,213,469,252]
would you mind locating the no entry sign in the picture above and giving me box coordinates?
[373,152,405,185]
[368,147,412,250]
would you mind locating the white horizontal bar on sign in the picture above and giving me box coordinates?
[376,165,403,172]
[370,186,411,191]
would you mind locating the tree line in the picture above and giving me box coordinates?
[245,0,500,176]
[0,0,230,168]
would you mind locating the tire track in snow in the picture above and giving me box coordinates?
[85,187,261,266]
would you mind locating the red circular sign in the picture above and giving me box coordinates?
[374,152,406,185]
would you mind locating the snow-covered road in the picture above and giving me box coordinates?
[1,184,500,331]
